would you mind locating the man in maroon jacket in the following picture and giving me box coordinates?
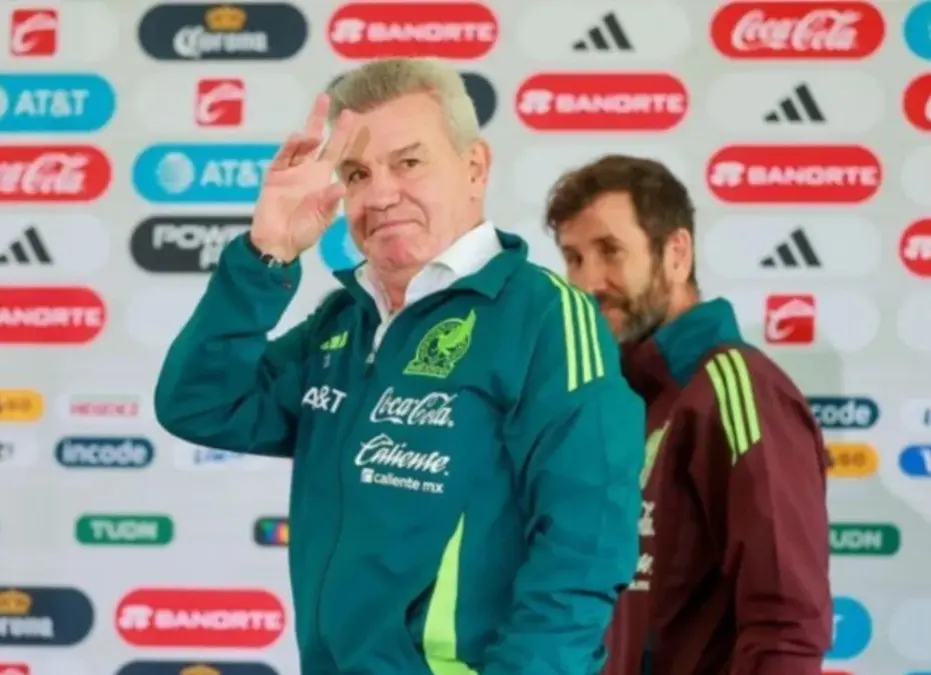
[543,154,833,675]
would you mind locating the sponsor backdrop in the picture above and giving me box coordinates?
[0,0,930,674]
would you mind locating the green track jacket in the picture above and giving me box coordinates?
[154,230,645,675]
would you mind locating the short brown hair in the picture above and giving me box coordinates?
[544,155,697,283]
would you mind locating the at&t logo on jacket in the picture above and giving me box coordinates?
[0,73,115,133]
[132,143,278,203]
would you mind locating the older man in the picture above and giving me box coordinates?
[154,59,644,675]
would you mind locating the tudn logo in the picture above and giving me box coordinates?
[130,217,252,273]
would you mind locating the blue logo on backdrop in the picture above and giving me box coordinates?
[828,596,871,660]
[191,446,249,465]
[807,397,879,430]
[0,73,115,133]
[133,144,278,203]
[905,1,931,59]
[55,437,154,468]
[899,444,931,477]
[319,215,363,272]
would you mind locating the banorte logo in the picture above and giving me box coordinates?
[903,74,931,132]
[0,146,111,202]
[899,219,931,278]
[710,1,885,60]
[706,145,881,204]
[115,588,285,648]
[0,287,106,344]
[515,73,688,132]
[327,2,497,59]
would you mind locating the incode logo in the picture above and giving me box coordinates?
[319,215,363,272]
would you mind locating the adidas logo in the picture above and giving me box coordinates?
[763,84,825,124]
[760,228,821,269]
[0,226,52,265]
[572,12,632,52]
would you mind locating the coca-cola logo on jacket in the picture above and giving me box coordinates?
[710,1,885,59]
[0,146,111,202]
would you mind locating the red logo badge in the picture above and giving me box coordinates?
[115,588,286,648]
[515,73,688,132]
[68,394,141,419]
[0,287,106,344]
[706,145,880,204]
[195,78,245,127]
[899,219,931,278]
[903,74,931,132]
[328,2,497,59]
[764,294,815,345]
[0,664,30,675]
[0,146,111,203]
[710,2,885,60]
[9,8,58,57]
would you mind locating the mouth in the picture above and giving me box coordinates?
[369,220,414,236]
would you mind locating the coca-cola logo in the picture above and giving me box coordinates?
[0,146,111,202]
[0,286,106,344]
[903,74,931,131]
[711,1,885,59]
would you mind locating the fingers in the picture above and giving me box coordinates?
[268,133,320,171]
[318,109,357,164]
[304,92,330,141]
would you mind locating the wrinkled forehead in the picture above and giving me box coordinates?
[557,192,646,248]
[338,94,451,166]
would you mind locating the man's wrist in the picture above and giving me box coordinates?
[245,235,297,267]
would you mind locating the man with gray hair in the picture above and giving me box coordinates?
[155,58,645,674]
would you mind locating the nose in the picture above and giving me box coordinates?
[362,165,401,211]
[570,258,607,296]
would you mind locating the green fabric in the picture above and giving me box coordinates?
[155,232,644,675]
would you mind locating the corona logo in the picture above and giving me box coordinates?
[0,589,32,615]
[205,5,246,31]
[181,666,221,675]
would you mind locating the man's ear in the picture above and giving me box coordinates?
[664,227,694,285]
[466,138,492,199]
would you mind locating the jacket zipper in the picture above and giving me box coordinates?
[311,293,461,666]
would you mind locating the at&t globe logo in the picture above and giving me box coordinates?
[133,143,278,203]
[319,214,363,272]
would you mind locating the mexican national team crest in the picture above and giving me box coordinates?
[404,309,477,379]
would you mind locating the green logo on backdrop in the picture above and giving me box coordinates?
[75,514,173,546]
[830,522,900,556]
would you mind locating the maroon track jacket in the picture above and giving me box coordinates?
[604,298,832,675]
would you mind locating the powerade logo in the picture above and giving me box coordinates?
[905,1,931,60]
[116,662,278,675]
[0,73,115,133]
[132,144,277,203]
[130,216,251,273]
[900,444,931,477]
[808,397,879,430]
[828,596,871,660]
[55,437,154,468]
[319,214,363,272]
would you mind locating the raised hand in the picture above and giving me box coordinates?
[250,93,357,262]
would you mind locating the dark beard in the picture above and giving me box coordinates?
[599,266,671,343]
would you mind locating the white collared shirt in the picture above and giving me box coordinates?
[355,220,502,348]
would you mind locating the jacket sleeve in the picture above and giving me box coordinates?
[693,348,832,675]
[483,281,645,675]
[154,234,309,458]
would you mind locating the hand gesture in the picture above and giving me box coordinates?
[250,93,357,262]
